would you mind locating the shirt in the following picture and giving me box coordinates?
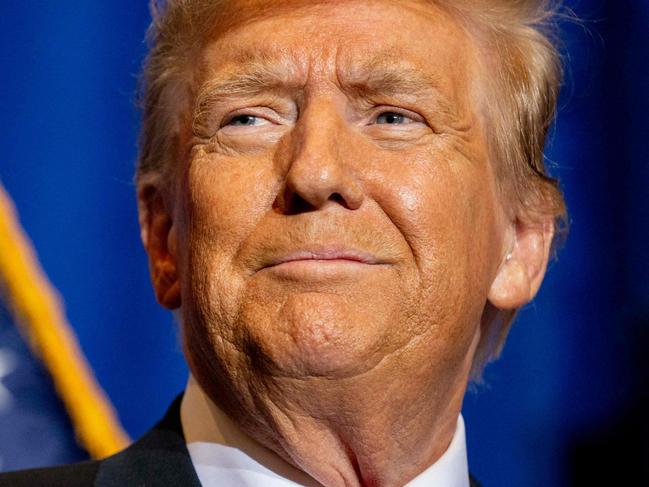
[181,375,470,486]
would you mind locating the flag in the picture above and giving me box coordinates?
[0,183,129,472]
[0,299,88,471]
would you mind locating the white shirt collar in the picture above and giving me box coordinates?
[181,375,470,487]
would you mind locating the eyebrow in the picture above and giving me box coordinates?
[340,52,446,99]
[192,49,458,131]
[192,53,302,134]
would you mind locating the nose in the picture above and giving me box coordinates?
[274,105,364,214]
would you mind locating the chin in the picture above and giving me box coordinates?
[238,291,393,379]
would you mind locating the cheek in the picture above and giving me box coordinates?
[178,153,277,323]
[364,146,501,317]
[185,155,272,239]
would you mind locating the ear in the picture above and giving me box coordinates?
[138,182,181,310]
[488,217,554,310]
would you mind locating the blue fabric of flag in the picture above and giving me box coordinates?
[0,299,88,472]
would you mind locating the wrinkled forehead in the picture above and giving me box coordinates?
[202,0,464,43]
[193,0,481,110]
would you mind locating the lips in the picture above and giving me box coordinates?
[262,246,384,270]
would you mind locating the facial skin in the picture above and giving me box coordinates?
[139,0,554,485]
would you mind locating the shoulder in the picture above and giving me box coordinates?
[0,460,100,487]
[0,394,200,487]
[470,473,483,487]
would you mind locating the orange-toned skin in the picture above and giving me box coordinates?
[139,1,554,485]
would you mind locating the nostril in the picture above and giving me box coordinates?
[279,192,317,215]
[274,184,360,215]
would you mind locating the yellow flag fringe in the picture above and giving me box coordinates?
[0,183,130,459]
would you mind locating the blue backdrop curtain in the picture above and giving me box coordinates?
[0,1,647,485]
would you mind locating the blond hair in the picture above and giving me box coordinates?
[136,0,568,377]
[436,0,569,377]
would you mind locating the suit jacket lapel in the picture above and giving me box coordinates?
[95,395,202,487]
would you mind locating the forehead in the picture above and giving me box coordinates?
[197,0,479,97]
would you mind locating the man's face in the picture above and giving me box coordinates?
[166,0,509,387]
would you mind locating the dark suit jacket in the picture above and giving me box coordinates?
[0,395,482,486]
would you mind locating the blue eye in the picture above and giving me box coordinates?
[228,114,260,126]
[376,112,406,124]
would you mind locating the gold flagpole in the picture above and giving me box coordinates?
[0,183,130,459]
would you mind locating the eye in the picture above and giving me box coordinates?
[364,107,430,141]
[373,109,424,126]
[224,114,270,127]
[375,112,408,125]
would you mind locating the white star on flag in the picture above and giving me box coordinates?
[0,348,16,413]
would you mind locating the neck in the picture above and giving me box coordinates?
[189,340,475,487]
[182,375,322,486]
